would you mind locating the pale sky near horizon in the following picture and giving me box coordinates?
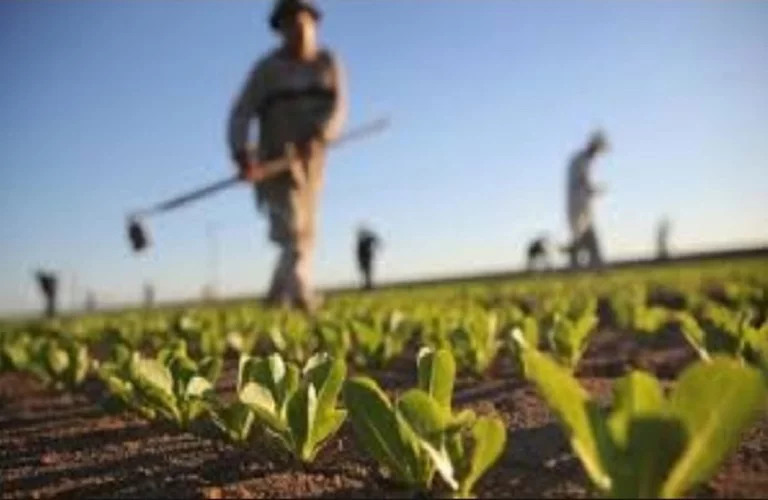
[1,1,767,315]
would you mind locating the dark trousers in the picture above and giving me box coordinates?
[359,259,373,290]
[44,295,56,318]
[570,226,603,269]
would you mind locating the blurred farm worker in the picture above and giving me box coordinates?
[657,217,671,261]
[85,291,97,312]
[228,0,347,312]
[356,226,382,290]
[565,130,609,269]
[144,283,155,309]
[526,234,552,271]
[35,270,58,318]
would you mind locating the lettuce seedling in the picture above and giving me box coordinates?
[674,304,766,373]
[503,316,540,375]
[514,335,767,498]
[9,335,92,390]
[546,309,598,371]
[344,348,506,497]
[349,310,410,369]
[449,310,501,376]
[238,352,347,463]
[129,350,214,428]
[97,340,218,428]
[316,320,352,360]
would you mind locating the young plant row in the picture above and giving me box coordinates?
[94,342,507,498]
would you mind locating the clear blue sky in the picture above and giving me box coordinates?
[1,1,767,314]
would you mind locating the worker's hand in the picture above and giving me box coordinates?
[233,150,267,183]
[240,161,271,183]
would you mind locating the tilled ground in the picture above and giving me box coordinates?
[1,327,767,499]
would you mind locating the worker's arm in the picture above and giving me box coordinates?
[227,60,267,175]
[577,159,605,197]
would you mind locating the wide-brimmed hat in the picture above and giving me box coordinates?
[270,0,322,31]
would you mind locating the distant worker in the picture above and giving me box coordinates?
[85,291,97,312]
[565,130,609,269]
[526,234,552,271]
[657,217,671,261]
[35,270,58,318]
[144,283,155,308]
[357,226,382,290]
[228,0,347,312]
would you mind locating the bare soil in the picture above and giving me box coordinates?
[2,326,767,499]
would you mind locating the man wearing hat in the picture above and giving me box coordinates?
[565,130,608,269]
[228,0,347,312]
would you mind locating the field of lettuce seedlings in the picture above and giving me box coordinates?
[1,257,767,499]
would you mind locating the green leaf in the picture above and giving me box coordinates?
[303,352,330,376]
[113,342,132,366]
[46,343,70,376]
[281,363,301,411]
[287,382,315,461]
[268,352,287,390]
[521,316,540,348]
[305,356,347,441]
[606,372,686,498]
[131,354,174,396]
[417,347,456,410]
[237,353,256,394]
[211,401,255,443]
[457,416,507,498]
[239,354,295,409]
[130,354,180,422]
[186,375,213,398]
[226,331,245,353]
[613,417,686,498]
[240,381,287,435]
[549,313,595,370]
[607,371,666,445]
[100,368,136,408]
[310,408,347,459]
[199,356,223,384]
[446,409,477,434]
[397,389,449,442]
[71,343,90,386]
[662,357,768,498]
[674,312,711,363]
[5,340,31,371]
[314,358,346,406]
[520,348,612,491]
[343,377,419,485]
[418,438,458,491]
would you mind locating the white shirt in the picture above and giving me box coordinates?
[567,150,597,238]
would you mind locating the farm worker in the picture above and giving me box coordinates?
[565,130,609,269]
[227,0,347,312]
[526,234,552,271]
[144,282,155,309]
[657,216,671,260]
[35,270,58,318]
[356,226,382,291]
